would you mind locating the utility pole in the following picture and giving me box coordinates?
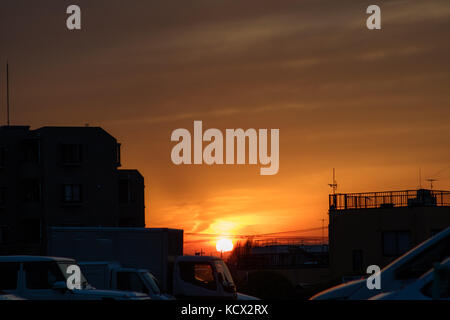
[6,61,11,126]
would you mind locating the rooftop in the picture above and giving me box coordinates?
[329,189,450,211]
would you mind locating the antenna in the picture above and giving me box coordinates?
[426,178,437,190]
[6,61,10,126]
[328,168,338,194]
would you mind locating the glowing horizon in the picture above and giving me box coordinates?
[2,0,450,256]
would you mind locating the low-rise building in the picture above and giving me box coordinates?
[328,189,450,279]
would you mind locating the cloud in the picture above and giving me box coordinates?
[2,0,450,252]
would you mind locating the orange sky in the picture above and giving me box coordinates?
[1,0,450,254]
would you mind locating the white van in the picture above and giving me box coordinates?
[0,256,150,300]
[311,227,450,300]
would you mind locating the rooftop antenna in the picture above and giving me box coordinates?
[6,61,10,126]
[328,168,338,194]
[426,178,437,190]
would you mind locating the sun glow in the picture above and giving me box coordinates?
[216,238,234,252]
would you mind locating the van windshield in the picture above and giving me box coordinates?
[214,260,234,285]
[141,272,162,295]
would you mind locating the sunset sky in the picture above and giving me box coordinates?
[1,0,450,254]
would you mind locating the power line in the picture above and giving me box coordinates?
[184,235,325,244]
[184,226,325,238]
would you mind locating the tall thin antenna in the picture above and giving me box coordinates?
[328,168,338,194]
[426,178,437,190]
[6,61,10,126]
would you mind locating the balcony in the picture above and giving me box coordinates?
[329,189,450,211]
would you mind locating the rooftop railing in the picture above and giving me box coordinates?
[329,189,450,211]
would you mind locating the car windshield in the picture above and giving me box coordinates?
[57,262,89,289]
[395,233,450,280]
[141,272,162,295]
[214,260,234,285]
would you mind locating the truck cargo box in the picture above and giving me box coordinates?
[47,227,183,291]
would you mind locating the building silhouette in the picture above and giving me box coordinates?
[0,125,145,254]
[328,189,450,280]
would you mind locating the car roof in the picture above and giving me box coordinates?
[0,255,76,263]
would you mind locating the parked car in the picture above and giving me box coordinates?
[0,256,150,300]
[0,290,24,300]
[311,227,449,300]
[371,257,450,300]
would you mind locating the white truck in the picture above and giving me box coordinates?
[311,227,450,300]
[78,261,174,300]
[0,256,150,300]
[47,227,257,300]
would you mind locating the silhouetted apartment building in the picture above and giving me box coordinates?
[0,125,145,254]
[328,189,450,280]
[118,169,145,227]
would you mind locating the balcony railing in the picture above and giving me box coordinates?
[329,189,450,211]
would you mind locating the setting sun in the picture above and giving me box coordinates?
[216,238,234,253]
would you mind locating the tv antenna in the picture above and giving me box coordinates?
[426,178,437,190]
[328,168,338,194]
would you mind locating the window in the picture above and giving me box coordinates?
[214,261,235,286]
[118,180,134,204]
[179,262,217,291]
[21,139,40,163]
[63,184,82,203]
[57,262,88,289]
[141,272,161,295]
[0,262,19,290]
[383,231,411,257]
[0,146,5,167]
[0,187,5,205]
[22,179,40,202]
[24,262,66,289]
[62,144,82,164]
[352,250,364,272]
[0,226,4,244]
[116,143,121,166]
[117,272,148,294]
[22,219,41,243]
[395,233,450,280]
[421,274,450,299]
